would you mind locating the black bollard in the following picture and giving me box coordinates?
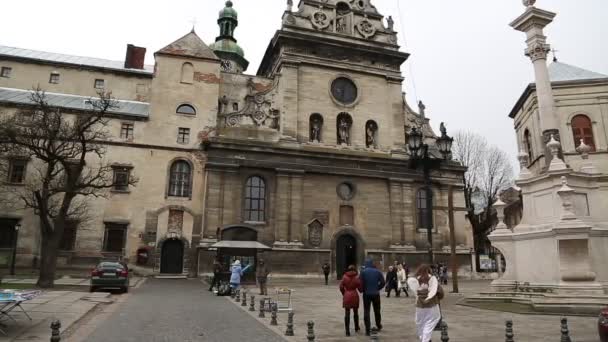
[241,291,248,307]
[249,295,256,312]
[50,320,61,342]
[307,321,315,342]
[285,311,295,336]
[230,288,235,299]
[235,289,240,302]
[560,318,572,342]
[270,303,278,326]
[505,320,515,342]
[441,321,449,342]
[370,327,379,341]
[259,299,266,318]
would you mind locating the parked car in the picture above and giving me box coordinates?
[90,261,129,293]
[600,306,608,342]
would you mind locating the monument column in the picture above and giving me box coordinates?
[510,0,561,166]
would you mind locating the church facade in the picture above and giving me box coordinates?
[0,0,473,278]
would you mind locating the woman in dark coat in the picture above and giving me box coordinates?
[339,265,362,336]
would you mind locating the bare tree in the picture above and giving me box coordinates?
[0,88,137,288]
[452,130,514,267]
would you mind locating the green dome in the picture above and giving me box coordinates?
[210,39,244,58]
[219,1,238,20]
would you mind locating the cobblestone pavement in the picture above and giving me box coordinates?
[82,278,285,342]
[230,279,600,342]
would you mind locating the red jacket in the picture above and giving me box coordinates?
[339,271,362,309]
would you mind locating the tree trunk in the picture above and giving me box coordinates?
[37,224,62,288]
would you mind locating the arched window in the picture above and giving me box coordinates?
[310,113,324,142]
[571,114,595,151]
[336,112,352,145]
[416,187,433,229]
[244,176,266,222]
[524,129,533,161]
[176,104,196,115]
[365,120,378,148]
[181,62,194,84]
[168,161,192,198]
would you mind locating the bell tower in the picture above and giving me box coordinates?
[210,1,249,73]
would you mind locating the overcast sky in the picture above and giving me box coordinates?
[1,0,607,165]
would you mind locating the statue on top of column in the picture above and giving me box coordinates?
[522,0,536,7]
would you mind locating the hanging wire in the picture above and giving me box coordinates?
[395,0,419,105]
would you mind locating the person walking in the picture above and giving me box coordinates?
[396,264,409,297]
[208,259,222,292]
[322,262,331,285]
[256,259,270,296]
[440,264,448,285]
[339,265,362,336]
[359,258,385,336]
[407,264,444,342]
[229,260,251,293]
[385,266,398,298]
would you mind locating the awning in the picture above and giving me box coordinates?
[209,241,271,250]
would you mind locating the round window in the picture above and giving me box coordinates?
[331,77,358,105]
[337,182,356,201]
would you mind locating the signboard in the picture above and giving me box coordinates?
[479,255,493,270]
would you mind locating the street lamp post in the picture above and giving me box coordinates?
[407,125,453,265]
[9,223,21,276]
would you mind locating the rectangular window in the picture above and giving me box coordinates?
[8,159,27,184]
[0,67,12,78]
[177,128,190,144]
[0,220,17,249]
[59,221,77,251]
[120,123,134,140]
[94,79,105,89]
[49,72,60,84]
[103,223,127,252]
[112,166,131,191]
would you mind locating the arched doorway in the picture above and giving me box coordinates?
[336,234,357,279]
[161,239,184,274]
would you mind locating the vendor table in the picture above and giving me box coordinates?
[0,290,41,335]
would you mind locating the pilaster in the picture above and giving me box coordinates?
[279,63,299,141]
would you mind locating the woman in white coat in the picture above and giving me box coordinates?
[396,264,409,297]
[407,264,442,342]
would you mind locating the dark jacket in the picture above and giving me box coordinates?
[339,271,362,309]
[359,259,385,296]
[322,264,330,274]
[256,264,270,280]
[385,269,398,289]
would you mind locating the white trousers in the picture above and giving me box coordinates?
[415,305,441,342]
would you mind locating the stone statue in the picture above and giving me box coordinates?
[336,16,347,33]
[522,0,536,7]
[366,122,376,148]
[286,0,293,12]
[418,100,426,117]
[219,95,229,114]
[311,117,322,142]
[338,118,350,145]
[387,16,394,32]
[440,122,447,136]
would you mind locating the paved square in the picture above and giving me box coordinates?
[232,279,599,341]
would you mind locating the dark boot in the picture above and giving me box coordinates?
[344,312,351,336]
[354,311,360,332]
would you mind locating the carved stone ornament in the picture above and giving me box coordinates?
[220,78,281,130]
[308,219,324,247]
[311,10,330,30]
[526,41,551,62]
[356,19,376,38]
[284,14,296,25]
[388,34,398,44]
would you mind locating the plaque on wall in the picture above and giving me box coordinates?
[336,181,356,201]
[308,219,324,247]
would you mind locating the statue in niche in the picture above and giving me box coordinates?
[219,95,229,114]
[338,117,351,145]
[311,117,322,142]
[336,16,347,33]
[387,16,394,32]
[366,122,377,148]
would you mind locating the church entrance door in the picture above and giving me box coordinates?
[336,234,357,279]
[160,239,184,274]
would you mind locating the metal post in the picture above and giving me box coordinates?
[230,288,236,299]
[50,320,61,342]
[285,311,294,336]
[441,321,449,342]
[258,299,265,318]
[560,318,572,342]
[307,321,315,342]
[370,327,379,341]
[235,289,240,302]
[249,295,255,312]
[270,303,278,326]
[505,320,515,342]
[9,225,19,276]
[241,291,247,307]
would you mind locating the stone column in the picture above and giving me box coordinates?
[388,179,404,246]
[510,3,561,166]
[402,183,416,247]
[289,172,305,244]
[202,168,225,239]
[279,63,299,141]
[274,172,290,244]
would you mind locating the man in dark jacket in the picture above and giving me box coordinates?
[256,259,271,296]
[322,262,331,285]
[385,266,398,298]
[208,259,222,291]
[359,258,385,336]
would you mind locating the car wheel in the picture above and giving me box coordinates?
[89,286,96,293]
[122,286,129,294]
